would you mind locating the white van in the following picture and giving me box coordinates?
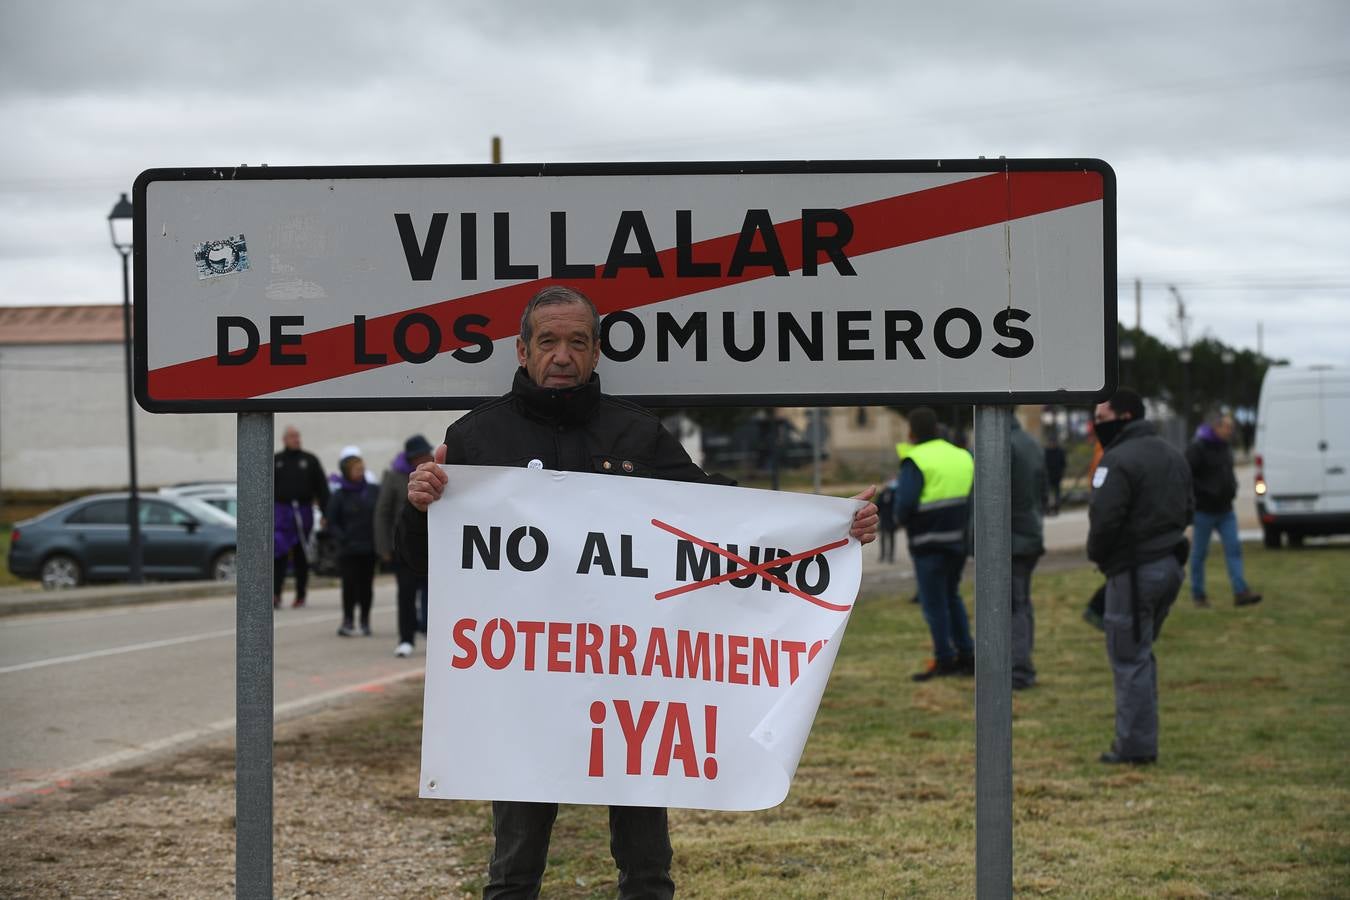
[1253,365,1350,547]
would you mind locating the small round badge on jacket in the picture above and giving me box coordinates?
[622,460,634,473]
[527,459,543,470]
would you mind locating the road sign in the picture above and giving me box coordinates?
[134,160,1115,413]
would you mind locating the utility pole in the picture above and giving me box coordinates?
[1134,277,1141,333]
[491,135,502,164]
[1169,285,1193,435]
[1257,321,1264,357]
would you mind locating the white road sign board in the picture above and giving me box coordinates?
[133,160,1115,412]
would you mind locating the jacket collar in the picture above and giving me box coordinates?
[511,367,602,426]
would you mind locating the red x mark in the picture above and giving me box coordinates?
[651,518,852,612]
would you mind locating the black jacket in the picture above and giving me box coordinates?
[1186,432,1238,514]
[1087,419,1193,575]
[326,481,380,557]
[1009,420,1045,560]
[274,448,330,507]
[396,369,724,575]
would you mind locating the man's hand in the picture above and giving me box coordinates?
[407,444,449,512]
[849,485,880,545]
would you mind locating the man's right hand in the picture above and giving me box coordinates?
[407,443,449,512]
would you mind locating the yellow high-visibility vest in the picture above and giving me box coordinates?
[907,439,974,509]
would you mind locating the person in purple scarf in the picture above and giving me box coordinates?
[326,452,381,635]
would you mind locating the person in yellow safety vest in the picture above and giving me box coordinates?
[892,407,976,681]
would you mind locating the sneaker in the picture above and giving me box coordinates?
[292,596,306,609]
[361,623,372,637]
[911,658,963,682]
[1192,593,1211,609]
[956,653,976,676]
[1235,591,1263,607]
[394,642,413,658]
[337,624,357,637]
[1099,750,1156,765]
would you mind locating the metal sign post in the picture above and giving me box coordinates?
[235,411,273,899]
[973,406,1013,899]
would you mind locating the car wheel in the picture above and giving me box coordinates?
[1262,525,1281,549]
[211,549,237,582]
[41,553,84,590]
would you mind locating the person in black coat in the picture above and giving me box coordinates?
[1088,389,1192,765]
[397,285,881,900]
[326,452,380,636]
[1186,414,1262,607]
[1043,432,1067,515]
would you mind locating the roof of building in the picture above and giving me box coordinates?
[0,305,125,345]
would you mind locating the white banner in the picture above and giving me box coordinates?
[418,466,864,811]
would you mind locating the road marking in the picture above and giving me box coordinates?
[0,665,425,804]
[0,609,389,675]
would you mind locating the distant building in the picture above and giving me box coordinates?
[0,305,459,493]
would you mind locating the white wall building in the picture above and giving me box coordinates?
[1,306,463,492]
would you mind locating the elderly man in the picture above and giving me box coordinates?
[397,285,878,900]
[1088,389,1192,765]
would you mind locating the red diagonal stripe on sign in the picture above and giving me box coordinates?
[147,170,1102,400]
[650,517,852,611]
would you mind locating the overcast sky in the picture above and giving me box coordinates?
[2,0,1347,366]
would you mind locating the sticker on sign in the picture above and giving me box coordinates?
[132,160,1116,413]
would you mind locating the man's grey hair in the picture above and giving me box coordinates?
[519,285,601,346]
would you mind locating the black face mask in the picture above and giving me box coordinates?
[1094,417,1128,447]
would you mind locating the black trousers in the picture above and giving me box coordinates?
[338,554,377,626]
[273,544,309,599]
[395,563,428,644]
[485,801,673,900]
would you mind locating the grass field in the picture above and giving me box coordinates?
[492,544,1349,897]
[2,545,1345,898]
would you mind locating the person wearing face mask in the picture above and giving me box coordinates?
[1087,388,1193,765]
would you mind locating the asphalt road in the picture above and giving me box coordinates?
[0,579,422,802]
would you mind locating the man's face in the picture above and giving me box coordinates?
[283,427,301,450]
[516,301,600,389]
[1093,402,1119,426]
[1216,416,1235,441]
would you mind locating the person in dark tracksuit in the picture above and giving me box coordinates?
[893,407,976,682]
[1088,389,1193,765]
[398,284,883,900]
[326,453,380,637]
[1009,417,1046,690]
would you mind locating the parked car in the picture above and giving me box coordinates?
[1253,364,1350,547]
[7,493,238,589]
[159,482,238,519]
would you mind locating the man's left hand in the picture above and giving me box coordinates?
[849,485,880,545]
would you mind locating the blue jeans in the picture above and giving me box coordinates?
[914,550,974,662]
[1190,509,1249,598]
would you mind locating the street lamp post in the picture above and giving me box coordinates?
[108,193,143,584]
